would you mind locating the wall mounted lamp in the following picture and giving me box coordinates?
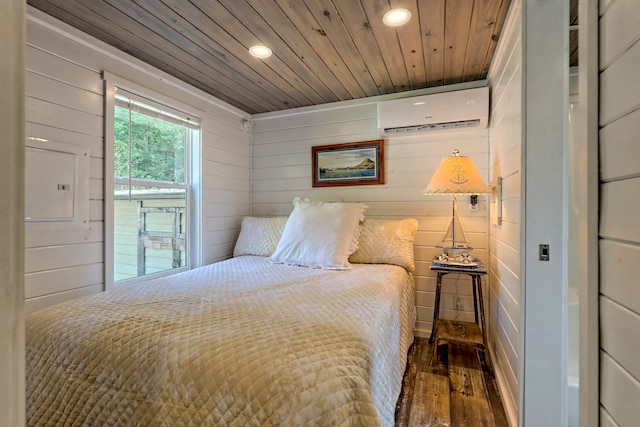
[492,176,503,226]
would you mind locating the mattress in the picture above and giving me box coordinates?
[26,256,416,426]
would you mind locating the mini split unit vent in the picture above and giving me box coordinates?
[377,86,489,137]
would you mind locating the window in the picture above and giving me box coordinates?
[111,88,200,284]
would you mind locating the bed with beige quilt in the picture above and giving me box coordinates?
[26,199,418,426]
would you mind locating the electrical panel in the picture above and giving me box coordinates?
[25,139,90,230]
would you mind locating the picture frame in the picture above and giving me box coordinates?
[311,140,385,187]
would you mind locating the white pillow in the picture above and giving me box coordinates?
[233,216,289,257]
[349,218,419,271]
[267,197,367,270]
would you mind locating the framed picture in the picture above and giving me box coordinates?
[312,139,385,187]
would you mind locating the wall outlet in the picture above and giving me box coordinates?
[469,195,478,211]
[454,296,463,311]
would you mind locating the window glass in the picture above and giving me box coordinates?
[114,107,186,183]
[113,90,198,283]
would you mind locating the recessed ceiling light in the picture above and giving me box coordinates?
[249,45,272,59]
[383,8,412,26]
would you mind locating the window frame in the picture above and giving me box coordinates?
[104,73,202,290]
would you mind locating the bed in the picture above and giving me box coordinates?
[26,198,418,426]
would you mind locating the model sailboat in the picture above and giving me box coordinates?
[439,197,471,251]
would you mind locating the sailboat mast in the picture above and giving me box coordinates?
[451,196,456,247]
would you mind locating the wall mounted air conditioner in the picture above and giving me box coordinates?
[378,86,489,137]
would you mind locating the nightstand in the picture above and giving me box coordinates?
[429,260,493,374]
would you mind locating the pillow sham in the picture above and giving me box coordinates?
[349,218,419,271]
[267,197,367,270]
[233,216,288,257]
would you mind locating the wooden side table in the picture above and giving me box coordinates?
[429,261,493,374]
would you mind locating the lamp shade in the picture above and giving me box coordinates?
[423,150,490,195]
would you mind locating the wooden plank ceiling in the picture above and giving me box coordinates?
[28,0,513,115]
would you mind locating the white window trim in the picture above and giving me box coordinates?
[103,72,202,290]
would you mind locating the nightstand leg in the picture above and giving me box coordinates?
[476,275,493,374]
[429,272,443,344]
[472,276,479,323]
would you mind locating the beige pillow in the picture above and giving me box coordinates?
[349,218,419,271]
[267,197,367,270]
[233,216,288,257]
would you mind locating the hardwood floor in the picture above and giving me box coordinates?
[395,337,509,427]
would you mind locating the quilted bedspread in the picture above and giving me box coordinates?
[26,256,416,426]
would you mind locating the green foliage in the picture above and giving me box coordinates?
[114,107,186,183]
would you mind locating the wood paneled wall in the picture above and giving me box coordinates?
[598,0,640,424]
[24,7,250,314]
[251,91,490,338]
[486,1,522,424]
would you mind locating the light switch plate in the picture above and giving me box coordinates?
[539,244,550,261]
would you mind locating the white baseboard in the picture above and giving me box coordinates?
[489,345,518,427]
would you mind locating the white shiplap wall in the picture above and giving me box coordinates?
[251,91,490,338]
[0,2,26,425]
[25,18,105,314]
[25,7,251,314]
[486,1,522,425]
[598,0,640,424]
[200,108,252,265]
